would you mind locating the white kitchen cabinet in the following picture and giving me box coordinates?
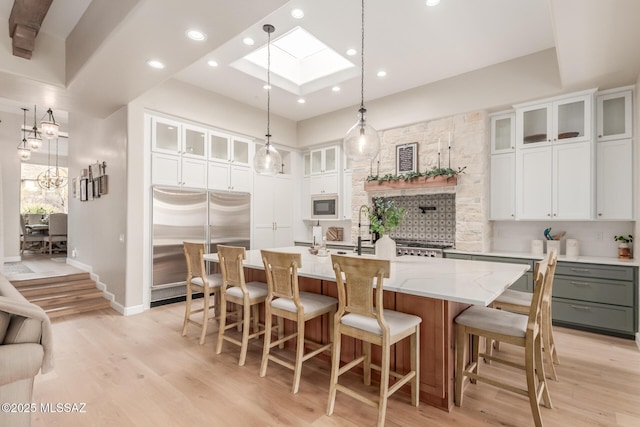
[516,142,592,220]
[301,177,311,220]
[309,146,338,174]
[516,91,594,148]
[182,124,207,159]
[596,88,633,142]
[490,153,515,220]
[152,152,207,188]
[596,139,633,220]
[252,174,294,250]
[151,116,182,154]
[208,132,252,192]
[303,153,311,176]
[491,112,515,154]
[310,172,338,195]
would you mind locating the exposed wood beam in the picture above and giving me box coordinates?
[8,0,54,59]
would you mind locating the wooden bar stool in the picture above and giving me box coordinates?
[259,250,337,394]
[216,245,268,366]
[182,242,223,345]
[327,255,421,427]
[489,251,559,380]
[455,255,553,427]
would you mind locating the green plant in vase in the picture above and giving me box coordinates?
[614,235,633,259]
[369,198,406,260]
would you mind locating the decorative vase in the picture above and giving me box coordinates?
[375,234,396,260]
[618,243,631,259]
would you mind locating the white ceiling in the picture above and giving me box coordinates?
[0,0,639,123]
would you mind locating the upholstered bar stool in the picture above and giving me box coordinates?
[260,250,337,394]
[327,255,421,427]
[489,251,559,380]
[182,242,223,345]
[216,245,268,366]
[455,255,552,427]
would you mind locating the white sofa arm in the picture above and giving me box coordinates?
[0,344,44,386]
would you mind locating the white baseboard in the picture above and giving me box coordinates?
[66,258,93,273]
[636,333,640,351]
[4,256,21,263]
[110,301,145,316]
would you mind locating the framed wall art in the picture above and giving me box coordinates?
[396,142,418,174]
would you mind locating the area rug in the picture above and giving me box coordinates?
[3,262,34,274]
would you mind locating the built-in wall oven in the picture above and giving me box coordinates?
[311,194,339,219]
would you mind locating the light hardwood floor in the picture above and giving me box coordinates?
[29,302,640,427]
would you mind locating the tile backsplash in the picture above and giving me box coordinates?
[382,194,456,242]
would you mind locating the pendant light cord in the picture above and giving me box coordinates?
[266,25,272,145]
[360,0,365,111]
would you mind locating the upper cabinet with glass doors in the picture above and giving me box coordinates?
[151,116,182,154]
[309,146,338,175]
[209,132,251,166]
[596,88,633,142]
[515,90,595,148]
[491,112,515,154]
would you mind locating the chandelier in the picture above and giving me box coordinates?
[343,0,380,162]
[253,23,282,175]
[17,106,60,160]
[17,108,31,161]
[37,138,67,190]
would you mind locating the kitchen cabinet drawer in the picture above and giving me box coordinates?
[555,262,634,281]
[553,298,635,335]
[471,255,533,268]
[554,276,634,307]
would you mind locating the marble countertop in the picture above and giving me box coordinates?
[294,239,374,248]
[204,246,528,306]
[445,249,639,267]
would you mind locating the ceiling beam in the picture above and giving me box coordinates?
[8,0,54,59]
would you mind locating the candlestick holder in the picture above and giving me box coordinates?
[448,146,451,169]
[438,152,441,169]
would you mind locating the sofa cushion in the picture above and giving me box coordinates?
[0,311,9,342]
[3,316,42,344]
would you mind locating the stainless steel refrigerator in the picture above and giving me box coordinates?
[151,187,250,304]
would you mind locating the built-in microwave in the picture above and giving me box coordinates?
[311,194,339,219]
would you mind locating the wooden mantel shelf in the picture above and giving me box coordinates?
[364,175,457,191]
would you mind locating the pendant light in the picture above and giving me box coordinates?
[40,108,59,139]
[253,24,282,175]
[37,138,67,190]
[26,105,42,151]
[17,108,31,161]
[343,0,380,162]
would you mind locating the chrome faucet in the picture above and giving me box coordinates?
[357,204,370,255]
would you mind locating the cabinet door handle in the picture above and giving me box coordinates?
[598,213,602,216]
[570,305,590,311]
[547,213,551,217]
[553,213,557,217]
[598,135,603,138]
[570,268,590,273]
[571,281,592,286]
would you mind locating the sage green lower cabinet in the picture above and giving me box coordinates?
[552,262,637,338]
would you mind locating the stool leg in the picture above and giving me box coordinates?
[411,326,420,407]
[199,287,210,345]
[525,334,544,427]
[239,301,251,366]
[454,324,467,407]
[216,292,228,355]
[260,305,272,378]
[182,281,192,337]
[292,316,305,394]
[363,341,372,386]
[327,327,341,416]
[377,342,391,427]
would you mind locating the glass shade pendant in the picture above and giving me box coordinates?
[17,108,31,161]
[27,105,42,151]
[253,24,282,175]
[343,0,380,162]
[40,108,59,139]
[344,107,380,161]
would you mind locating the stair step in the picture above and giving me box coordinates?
[45,298,112,318]
[31,288,106,308]
[19,280,97,298]
[11,272,91,288]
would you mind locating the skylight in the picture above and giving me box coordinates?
[238,27,354,89]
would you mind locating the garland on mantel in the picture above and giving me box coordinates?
[365,166,467,183]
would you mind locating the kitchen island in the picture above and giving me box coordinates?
[204,246,528,410]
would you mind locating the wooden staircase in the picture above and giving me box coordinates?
[11,272,111,318]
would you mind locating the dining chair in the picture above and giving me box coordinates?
[327,254,421,427]
[259,250,337,394]
[489,251,559,380]
[19,215,44,254]
[454,254,552,427]
[47,213,68,255]
[26,213,43,225]
[216,245,268,366]
[182,242,223,345]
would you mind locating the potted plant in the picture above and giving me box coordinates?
[369,198,406,259]
[614,235,633,259]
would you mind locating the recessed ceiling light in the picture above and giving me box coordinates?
[332,86,341,92]
[426,0,440,6]
[297,98,306,104]
[291,9,304,19]
[243,37,255,46]
[147,60,165,69]
[377,70,387,77]
[207,60,218,67]
[346,48,357,56]
[263,84,271,90]
[186,29,206,41]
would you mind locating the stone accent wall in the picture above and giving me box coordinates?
[347,111,491,251]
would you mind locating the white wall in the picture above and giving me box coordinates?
[0,112,23,261]
[68,107,128,306]
[297,49,562,147]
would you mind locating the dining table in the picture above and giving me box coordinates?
[204,246,528,411]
